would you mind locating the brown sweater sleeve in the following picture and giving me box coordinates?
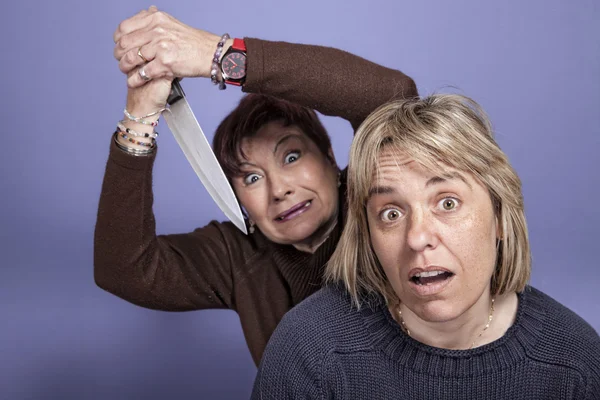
[93,140,254,311]
[243,38,418,130]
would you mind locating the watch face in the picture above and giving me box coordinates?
[222,52,247,81]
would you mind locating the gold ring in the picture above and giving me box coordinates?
[137,47,149,63]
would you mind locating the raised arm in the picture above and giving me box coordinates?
[243,38,417,130]
[96,23,253,310]
[114,7,417,131]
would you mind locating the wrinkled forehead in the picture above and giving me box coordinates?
[370,146,450,181]
[364,145,477,197]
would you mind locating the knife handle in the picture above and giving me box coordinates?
[167,79,185,105]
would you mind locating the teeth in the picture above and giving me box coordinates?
[415,270,446,278]
[277,201,311,221]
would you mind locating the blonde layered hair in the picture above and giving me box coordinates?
[325,94,530,307]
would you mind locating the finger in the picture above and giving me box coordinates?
[114,26,159,61]
[119,45,150,74]
[118,39,165,74]
[113,7,159,43]
[113,9,148,43]
[127,61,172,88]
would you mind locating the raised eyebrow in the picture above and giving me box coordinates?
[367,185,395,199]
[273,134,299,155]
[426,172,472,189]
[237,161,258,169]
[234,162,261,179]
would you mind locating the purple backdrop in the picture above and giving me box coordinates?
[1,0,598,399]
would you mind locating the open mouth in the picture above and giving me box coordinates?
[410,270,454,286]
[275,200,312,222]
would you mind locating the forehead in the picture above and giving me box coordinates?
[240,121,308,152]
[372,148,433,183]
[369,147,475,191]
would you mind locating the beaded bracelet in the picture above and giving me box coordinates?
[123,108,164,127]
[210,33,230,90]
[117,121,159,139]
[113,131,155,156]
[116,129,156,148]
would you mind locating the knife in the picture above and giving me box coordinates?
[163,79,247,234]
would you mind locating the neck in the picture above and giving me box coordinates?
[293,206,339,254]
[395,290,499,350]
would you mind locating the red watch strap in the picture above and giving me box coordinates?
[232,38,246,52]
[224,38,246,86]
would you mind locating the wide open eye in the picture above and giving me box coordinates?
[381,208,402,222]
[439,197,459,211]
[244,173,262,185]
[284,151,301,164]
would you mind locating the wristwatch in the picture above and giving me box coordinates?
[220,38,247,86]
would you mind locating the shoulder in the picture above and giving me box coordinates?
[253,286,370,398]
[263,285,371,361]
[284,285,370,332]
[523,286,600,378]
[526,286,599,343]
[274,285,358,338]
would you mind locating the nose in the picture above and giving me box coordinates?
[406,208,439,252]
[269,174,293,202]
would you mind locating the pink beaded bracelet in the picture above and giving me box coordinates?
[210,33,230,89]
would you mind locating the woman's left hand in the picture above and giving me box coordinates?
[113,6,224,88]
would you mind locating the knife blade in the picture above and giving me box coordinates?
[163,79,247,234]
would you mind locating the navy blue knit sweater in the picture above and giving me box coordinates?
[252,285,600,399]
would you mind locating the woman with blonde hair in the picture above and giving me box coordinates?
[251,94,600,399]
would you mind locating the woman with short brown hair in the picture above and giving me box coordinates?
[94,6,417,366]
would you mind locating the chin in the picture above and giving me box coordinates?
[267,221,320,245]
[410,299,463,324]
[289,223,322,243]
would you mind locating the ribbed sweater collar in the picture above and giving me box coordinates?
[359,287,545,376]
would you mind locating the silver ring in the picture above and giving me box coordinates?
[138,66,151,82]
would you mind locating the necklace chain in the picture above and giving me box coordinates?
[396,298,495,349]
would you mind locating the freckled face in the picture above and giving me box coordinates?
[231,121,339,246]
[366,148,499,323]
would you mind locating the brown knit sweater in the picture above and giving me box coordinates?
[94,38,417,366]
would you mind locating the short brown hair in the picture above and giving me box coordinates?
[213,94,333,177]
[325,94,531,307]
